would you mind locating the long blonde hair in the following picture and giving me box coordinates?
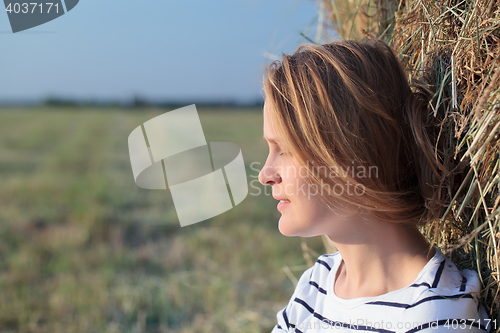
[263,39,447,226]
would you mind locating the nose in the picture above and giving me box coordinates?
[259,164,282,186]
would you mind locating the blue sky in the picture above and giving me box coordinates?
[0,0,319,103]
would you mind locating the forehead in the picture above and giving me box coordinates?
[263,101,281,143]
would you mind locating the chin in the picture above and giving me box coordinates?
[278,217,298,237]
[278,217,316,238]
[278,216,326,237]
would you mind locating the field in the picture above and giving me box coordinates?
[0,107,325,333]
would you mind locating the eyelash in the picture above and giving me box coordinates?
[268,144,290,156]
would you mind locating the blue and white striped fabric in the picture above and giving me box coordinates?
[271,247,492,333]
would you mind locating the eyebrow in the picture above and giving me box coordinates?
[263,135,279,144]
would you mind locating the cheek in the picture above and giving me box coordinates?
[307,197,329,219]
[293,184,325,215]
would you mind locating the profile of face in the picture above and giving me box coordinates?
[258,102,358,239]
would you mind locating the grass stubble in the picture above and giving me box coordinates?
[0,107,324,332]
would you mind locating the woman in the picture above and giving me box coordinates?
[259,39,490,332]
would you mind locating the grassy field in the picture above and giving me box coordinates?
[0,107,325,333]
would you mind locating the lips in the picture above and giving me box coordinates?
[273,195,290,202]
[274,196,291,212]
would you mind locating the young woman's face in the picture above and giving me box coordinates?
[258,102,357,238]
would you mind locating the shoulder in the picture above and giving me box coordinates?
[400,248,490,332]
[294,252,340,295]
[414,248,481,302]
[273,252,340,331]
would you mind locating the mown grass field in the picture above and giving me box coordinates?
[0,107,324,333]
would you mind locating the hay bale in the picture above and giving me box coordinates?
[319,0,500,322]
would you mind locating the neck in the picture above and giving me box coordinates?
[329,213,435,299]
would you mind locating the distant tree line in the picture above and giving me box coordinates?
[37,96,264,110]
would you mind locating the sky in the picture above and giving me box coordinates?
[0,0,320,104]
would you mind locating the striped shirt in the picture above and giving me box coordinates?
[271,247,491,333]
